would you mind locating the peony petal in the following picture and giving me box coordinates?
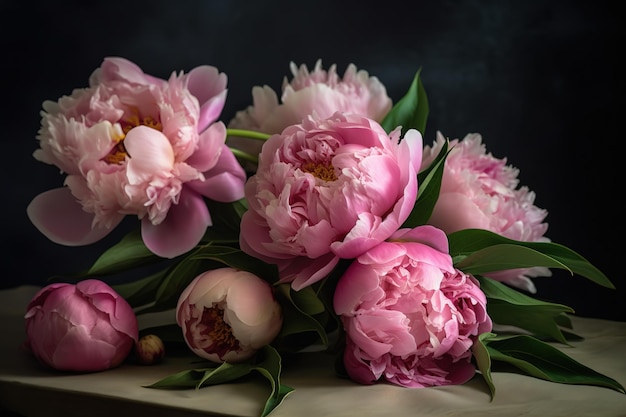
[197,90,228,133]
[185,122,226,172]
[281,254,339,291]
[141,188,211,258]
[333,264,381,315]
[77,280,138,340]
[188,144,246,202]
[429,192,491,234]
[99,57,156,86]
[185,65,228,132]
[124,126,175,183]
[27,188,118,246]
[228,271,276,326]
[389,225,450,254]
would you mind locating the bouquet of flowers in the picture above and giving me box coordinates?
[24,57,624,416]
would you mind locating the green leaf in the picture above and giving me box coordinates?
[289,285,327,316]
[448,229,614,289]
[146,367,211,389]
[191,244,279,283]
[485,334,626,394]
[381,68,429,136]
[112,269,168,308]
[274,284,329,351]
[146,346,294,417]
[87,229,163,276]
[402,139,450,228]
[472,332,497,400]
[254,346,295,417]
[477,276,574,343]
[455,244,571,275]
[201,199,248,244]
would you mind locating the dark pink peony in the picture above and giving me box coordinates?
[239,112,422,290]
[24,279,138,372]
[333,226,492,388]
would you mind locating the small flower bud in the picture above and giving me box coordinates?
[135,334,165,365]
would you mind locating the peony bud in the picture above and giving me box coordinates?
[176,268,283,363]
[23,279,138,372]
[135,334,165,365]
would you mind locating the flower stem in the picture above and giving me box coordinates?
[226,128,271,141]
[229,147,259,164]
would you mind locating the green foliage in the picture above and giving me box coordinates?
[449,228,614,288]
[477,276,574,344]
[474,333,626,400]
[146,345,294,417]
[87,229,164,276]
[381,68,429,136]
[402,139,450,228]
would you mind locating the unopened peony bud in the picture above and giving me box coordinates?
[23,279,138,372]
[176,268,283,363]
[135,334,165,365]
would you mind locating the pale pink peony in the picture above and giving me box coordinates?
[333,226,492,388]
[27,57,247,258]
[422,132,551,292]
[23,279,138,372]
[176,268,283,363]
[227,60,392,167]
[239,112,423,290]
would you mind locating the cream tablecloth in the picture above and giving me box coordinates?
[1,285,625,417]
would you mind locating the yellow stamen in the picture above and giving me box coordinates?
[102,111,163,164]
[302,162,337,182]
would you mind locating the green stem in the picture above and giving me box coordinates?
[226,128,271,141]
[229,147,259,164]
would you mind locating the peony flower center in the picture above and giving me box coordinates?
[302,161,337,181]
[102,113,162,165]
[200,305,240,357]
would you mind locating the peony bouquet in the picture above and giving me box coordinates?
[25,57,624,416]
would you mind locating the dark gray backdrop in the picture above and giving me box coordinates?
[2,0,624,320]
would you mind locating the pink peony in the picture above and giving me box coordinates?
[333,226,492,388]
[422,132,551,292]
[176,268,283,363]
[27,57,247,258]
[24,279,138,372]
[239,112,423,290]
[227,60,392,167]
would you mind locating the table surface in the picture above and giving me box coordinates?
[1,285,625,417]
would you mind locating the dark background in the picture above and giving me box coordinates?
[1,0,624,320]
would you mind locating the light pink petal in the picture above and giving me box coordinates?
[354,311,416,357]
[197,90,228,133]
[188,144,246,202]
[124,126,175,182]
[333,266,381,315]
[99,57,156,86]
[389,225,450,254]
[429,193,491,233]
[27,188,119,246]
[400,129,423,174]
[141,188,211,258]
[228,272,276,326]
[185,66,228,132]
[185,122,227,172]
[281,254,339,291]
